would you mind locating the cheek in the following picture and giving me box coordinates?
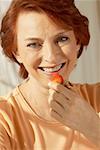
[69,50,77,61]
[67,49,77,68]
[63,46,77,61]
[62,45,78,74]
[21,51,41,69]
[67,52,77,75]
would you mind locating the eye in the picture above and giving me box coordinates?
[56,36,69,47]
[27,42,42,50]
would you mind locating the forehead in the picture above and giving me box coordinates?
[16,11,70,38]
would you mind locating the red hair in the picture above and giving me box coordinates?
[0,0,90,79]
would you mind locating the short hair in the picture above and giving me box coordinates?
[0,0,90,79]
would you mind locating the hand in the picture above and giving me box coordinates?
[48,82,99,135]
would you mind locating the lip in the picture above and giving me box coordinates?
[38,62,66,74]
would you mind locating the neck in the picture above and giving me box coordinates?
[28,77,49,96]
[19,78,56,121]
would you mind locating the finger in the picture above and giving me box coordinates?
[48,89,56,104]
[49,89,71,110]
[48,82,76,99]
[52,92,71,109]
[51,109,73,128]
[50,100,64,114]
[50,109,62,120]
[49,88,58,96]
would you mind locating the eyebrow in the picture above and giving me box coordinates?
[25,37,42,42]
[25,31,70,41]
[54,31,69,38]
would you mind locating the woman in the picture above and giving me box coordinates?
[0,0,100,149]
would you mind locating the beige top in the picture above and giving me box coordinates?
[0,83,100,150]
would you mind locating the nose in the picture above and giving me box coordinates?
[42,42,65,64]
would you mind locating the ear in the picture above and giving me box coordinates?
[13,51,22,63]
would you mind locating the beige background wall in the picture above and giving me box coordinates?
[0,0,100,95]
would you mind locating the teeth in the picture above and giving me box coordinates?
[43,64,62,73]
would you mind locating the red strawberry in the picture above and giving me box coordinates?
[51,73,64,84]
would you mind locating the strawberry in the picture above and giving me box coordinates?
[51,73,64,84]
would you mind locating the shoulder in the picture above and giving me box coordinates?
[0,96,10,113]
[0,96,14,136]
[0,87,20,123]
[0,96,15,148]
[0,87,21,117]
[71,82,100,92]
[0,96,13,122]
[0,87,19,111]
[0,88,21,133]
[71,82,100,112]
[71,82,100,97]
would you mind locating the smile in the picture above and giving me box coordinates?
[38,63,66,73]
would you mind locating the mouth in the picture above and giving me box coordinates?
[38,62,66,74]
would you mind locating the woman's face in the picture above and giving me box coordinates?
[16,11,80,88]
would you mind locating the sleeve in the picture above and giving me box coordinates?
[0,124,12,150]
[76,83,100,113]
[0,98,12,149]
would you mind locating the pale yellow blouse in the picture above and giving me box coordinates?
[0,83,100,150]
